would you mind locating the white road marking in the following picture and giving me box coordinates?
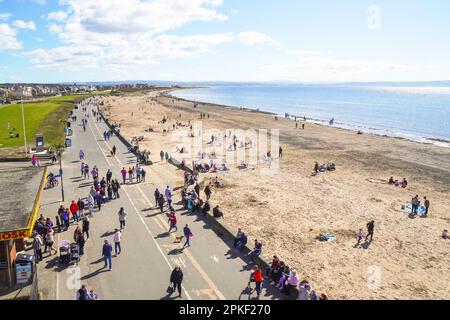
[211,255,219,263]
[88,113,192,300]
[90,108,226,300]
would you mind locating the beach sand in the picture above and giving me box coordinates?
[101,89,450,300]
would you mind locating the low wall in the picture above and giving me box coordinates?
[99,112,138,157]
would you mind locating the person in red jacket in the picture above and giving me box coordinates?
[250,265,264,299]
[168,211,177,233]
[70,200,79,223]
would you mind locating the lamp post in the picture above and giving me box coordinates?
[58,149,65,202]
[21,99,27,155]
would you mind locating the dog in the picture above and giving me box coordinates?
[174,235,184,243]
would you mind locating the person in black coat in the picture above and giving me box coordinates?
[170,266,184,298]
[202,201,210,215]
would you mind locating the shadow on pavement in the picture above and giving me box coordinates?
[155,232,170,239]
[80,267,109,280]
[100,231,115,238]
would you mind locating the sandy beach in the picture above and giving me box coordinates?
[100,89,450,300]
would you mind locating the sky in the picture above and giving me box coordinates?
[1,0,450,83]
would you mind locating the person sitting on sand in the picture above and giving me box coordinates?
[389,177,395,185]
[240,161,247,169]
[213,205,223,218]
[442,230,449,239]
[355,228,365,246]
[402,178,408,188]
[314,162,319,175]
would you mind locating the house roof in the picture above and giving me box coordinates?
[0,165,46,233]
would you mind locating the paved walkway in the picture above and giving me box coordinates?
[37,103,281,300]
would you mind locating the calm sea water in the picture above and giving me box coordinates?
[173,85,450,146]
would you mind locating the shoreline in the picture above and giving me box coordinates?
[167,88,450,149]
[102,90,450,300]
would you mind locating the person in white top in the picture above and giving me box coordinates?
[298,280,312,300]
[114,229,122,256]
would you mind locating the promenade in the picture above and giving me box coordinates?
[36,102,279,300]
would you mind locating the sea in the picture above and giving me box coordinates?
[172,84,450,147]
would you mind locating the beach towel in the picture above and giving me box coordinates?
[400,203,426,216]
[316,231,336,242]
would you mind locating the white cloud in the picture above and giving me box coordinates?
[255,50,446,82]
[47,11,68,21]
[238,31,279,46]
[32,0,47,5]
[13,20,36,30]
[0,23,22,51]
[0,13,12,20]
[47,23,63,33]
[26,0,234,72]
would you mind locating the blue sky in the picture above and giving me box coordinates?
[1,0,450,83]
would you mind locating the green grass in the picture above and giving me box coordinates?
[0,93,108,157]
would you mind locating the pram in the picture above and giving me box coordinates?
[70,243,80,263]
[59,240,71,263]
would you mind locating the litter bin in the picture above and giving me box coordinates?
[65,138,72,147]
[67,129,73,136]
[15,254,35,285]
[66,121,71,128]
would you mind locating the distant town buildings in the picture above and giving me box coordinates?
[0,83,156,104]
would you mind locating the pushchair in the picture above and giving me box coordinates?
[59,240,71,263]
[70,243,80,263]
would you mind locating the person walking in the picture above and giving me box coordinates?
[168,211,178,233]
[365,220,375,242]
[89,290,98,300]
[169,266,184,298]
[96,192,103,211]
[77,285,90,300]
[154,188,160,205]
[106,169,112,184]
[102,240,113,271]
[118,207,127,229]
[77,198,85,218]
[62,209,70,230]
[183,224,192,249]
[165,186,173,207]
[411,195,420,215]
[112,145,116,156]
[141,168,146,182]
[128,167,134,183]
[250,265,264,299]
[82,217,90,239]
[34,233,43,262]
[160,150,164,162]
[136,166,141,183]
[70,200,79,223]
[113,179,121,199]
[279,146,283,158]
[157,193,165,213]
[204,185,212,200]
[44,230,57,255]
[79,149,85,161]
[114,229,122,256]
[120,167,127,184]
[424,196,430,217]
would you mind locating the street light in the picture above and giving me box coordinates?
[21,99,27,155]
[58,148,65,202]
